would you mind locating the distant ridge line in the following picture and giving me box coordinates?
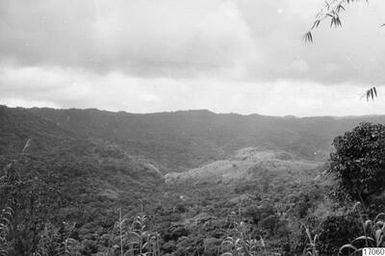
[4,105,382,119]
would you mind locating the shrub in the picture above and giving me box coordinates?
[162,225,188,242]
[329,122,385,203]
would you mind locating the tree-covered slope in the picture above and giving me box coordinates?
[0,105,163,215]
[3,105,384,255]
[30,107,385,172]
[0,105,167,254]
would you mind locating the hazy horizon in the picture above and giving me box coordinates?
[5,104,385,119]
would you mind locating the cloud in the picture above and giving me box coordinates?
[1,0,385,84]
[0,0,257,79]
[2,0,385,115]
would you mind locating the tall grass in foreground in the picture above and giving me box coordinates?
[0,207,13,256]
[0,139,31,256]
[339,203,385,255]
[111,210,160,256]
[220,220,269,256]
[33,222,80,256]
[302,225,318,256]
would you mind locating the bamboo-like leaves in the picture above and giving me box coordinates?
[330,14,342,27]
[305,0,367,43]
[365,87,378,101]
[0,206,13,256]
[374,213,385,223]
[220,221,268,256]
[115,212,160,256]
[352,235,375,244]
[340,211,385,255]
[302,225,319,256]
[339,244,358,254]
[304,31,313,43]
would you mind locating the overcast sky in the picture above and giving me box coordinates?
[1,0,385,116]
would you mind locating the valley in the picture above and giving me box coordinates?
[1,105,384,255]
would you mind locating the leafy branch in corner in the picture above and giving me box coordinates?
[305,1,380,102]
[362,87,377,101]
[304,0,369,43]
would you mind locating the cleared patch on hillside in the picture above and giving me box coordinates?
[165,147,322,184]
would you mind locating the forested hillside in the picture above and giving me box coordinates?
[0,105,163,191]
[2,105,385,255]
[30,107,385,172]
[0,105,164,254]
